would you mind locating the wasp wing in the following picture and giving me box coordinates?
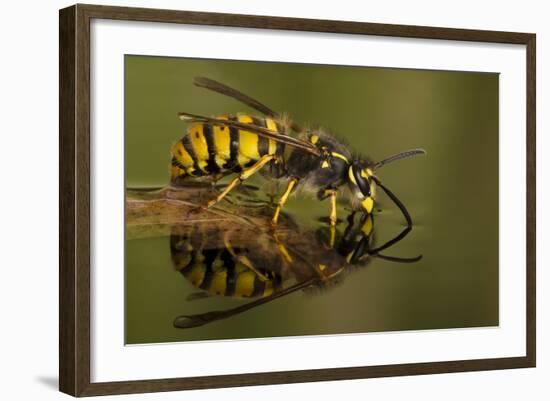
[178,111,321,157]
[193,77,303,133]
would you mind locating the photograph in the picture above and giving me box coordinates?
[124,55,499,345]
[0,0,542,396]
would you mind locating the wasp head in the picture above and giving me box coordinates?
[347,163,377,214]
[346,149,426,215]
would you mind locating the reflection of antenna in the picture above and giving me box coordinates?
[345,212,422,264]
[367,176,423,259]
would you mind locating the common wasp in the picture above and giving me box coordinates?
[171,77,425,227]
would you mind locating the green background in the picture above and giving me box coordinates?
[125,55,499,344]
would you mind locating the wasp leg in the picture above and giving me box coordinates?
[272,232,294,264]
[313,263,345,283]
[222,231,270,282]
[328,190,337,227]
[329,225,336,249]
[205,155,275,209]
[317,188,338,227]
[236,255,270,282]
[319,225,337,250]
[271,178,298,225]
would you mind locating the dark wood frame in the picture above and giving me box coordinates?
[59,3,536,397]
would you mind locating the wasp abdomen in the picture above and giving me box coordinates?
[174,247,280,298]
[171,114,284,182]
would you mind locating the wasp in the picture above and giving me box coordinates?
[170,211,422,329]
[171,77,425,226]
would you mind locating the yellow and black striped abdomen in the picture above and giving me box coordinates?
[170,114,284,181]
[173,247,281,298]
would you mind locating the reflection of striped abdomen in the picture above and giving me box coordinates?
[173,247,281,298]
[171,114,284,181]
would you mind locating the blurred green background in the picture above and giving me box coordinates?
[125,55,499,344]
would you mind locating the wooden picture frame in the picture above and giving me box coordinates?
[59,3,536,397]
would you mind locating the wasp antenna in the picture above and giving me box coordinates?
[373,148,426,169]
[372,177,412,227]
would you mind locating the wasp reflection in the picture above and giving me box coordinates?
[170,211,422,329]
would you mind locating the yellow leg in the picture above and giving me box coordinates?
[205,155,274,208]
[223,232,269,281]
[329,225,336,249]
[271,178,298,226]
[329,190,337,226]
[273,232,294,264]
[312,263,344,282]
[223,231,237,257]
[236,255,270,282]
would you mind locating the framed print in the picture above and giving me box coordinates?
[59,4,536,397]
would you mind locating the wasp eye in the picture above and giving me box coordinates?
[353,166,371,197]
